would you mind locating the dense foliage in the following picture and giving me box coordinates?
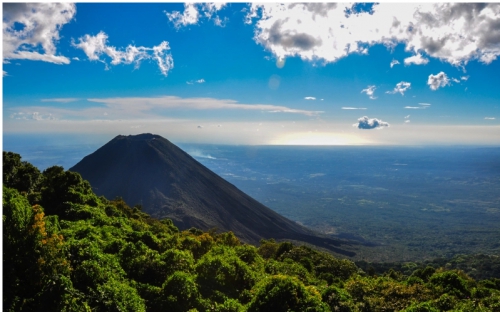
[3,151,500,311]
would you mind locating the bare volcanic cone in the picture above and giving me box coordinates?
[70,133,354,256]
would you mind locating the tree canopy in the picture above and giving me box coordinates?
[3,151,500,311]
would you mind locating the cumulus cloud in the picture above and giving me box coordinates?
[405,120,411,123]
[404,53,429,66]
[3,71,8,77]
[3,3,75,64]
[304,96,316,100]
[485,117,496,120]
[41,98,79,103]
[246,3,500,67]
[361,85,377,99]
[386,81,411,95]
[427,71,450,90]
[354,116,390,130]
[342,107,367,110]
[461,76,469,81]
[405,115,411,119]
[72,31,174,76]
[390,59,400,68]
[166,3,227,29]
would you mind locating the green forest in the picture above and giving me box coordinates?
[3,151,500,311]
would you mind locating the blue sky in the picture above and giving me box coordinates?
[3,3,500,145]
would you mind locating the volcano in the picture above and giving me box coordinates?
[70,133,354,255]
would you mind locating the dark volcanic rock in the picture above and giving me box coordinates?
[70,133,354,255]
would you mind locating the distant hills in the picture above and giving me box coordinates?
[70,133,354,255]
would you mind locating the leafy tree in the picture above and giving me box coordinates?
[40,166,99,217]
[247,275,329,312]
[3,151,43,203]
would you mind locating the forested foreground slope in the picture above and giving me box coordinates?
[3,151,500,311]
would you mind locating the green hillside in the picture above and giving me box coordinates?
[3,151,500,311]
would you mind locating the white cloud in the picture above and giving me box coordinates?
[427,71,450,90]
[41,98,79,103]
[3,3,75,64]
[304,96,316,100]
[390,59,400,68]
[3,71,8,77]
[405,104,429,109]
[187,78,205,84]
[361,85,377,99]
[405,120,411,123]
[72,57,80,61]
[404,53,429,66]
[342,107,367,110]
[485,117,496,120]
[354,116,390,130]
[86,96,323,117]
[247,3,500,67]
[405,115,410,119]
[386,81,411,95]
[72,32,173,76]
[10,111,55,121]
[166,3,227,29]
[461,76,469,81]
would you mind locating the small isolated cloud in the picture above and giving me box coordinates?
[72,32,174,76]
[427,71,450,90]
[354,116,390,130]
[386,81,411,96]
[405,120,411,123]
[461,76,469,81]
[405,104,430,109]
[3,71,8,77]
[404,53,429,66]
[10,111,55,121]
[304,96,316,100]
[405,115,410,119]
[41,98,79,103]
[166,3,227,29]
[187,78,205,84]
[390,59,400,68]
[361,85,377,99]
[3,3,76,64]
[342,107,367,110]
[485,117,496,120]
[72,57,80,61]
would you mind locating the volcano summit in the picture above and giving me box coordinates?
[70,133,353,255]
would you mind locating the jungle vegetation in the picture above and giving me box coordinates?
[3,151,500,311]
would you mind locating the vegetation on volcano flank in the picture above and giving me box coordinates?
[3,151,500,311]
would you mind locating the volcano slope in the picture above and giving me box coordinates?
[70,133,354,256]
